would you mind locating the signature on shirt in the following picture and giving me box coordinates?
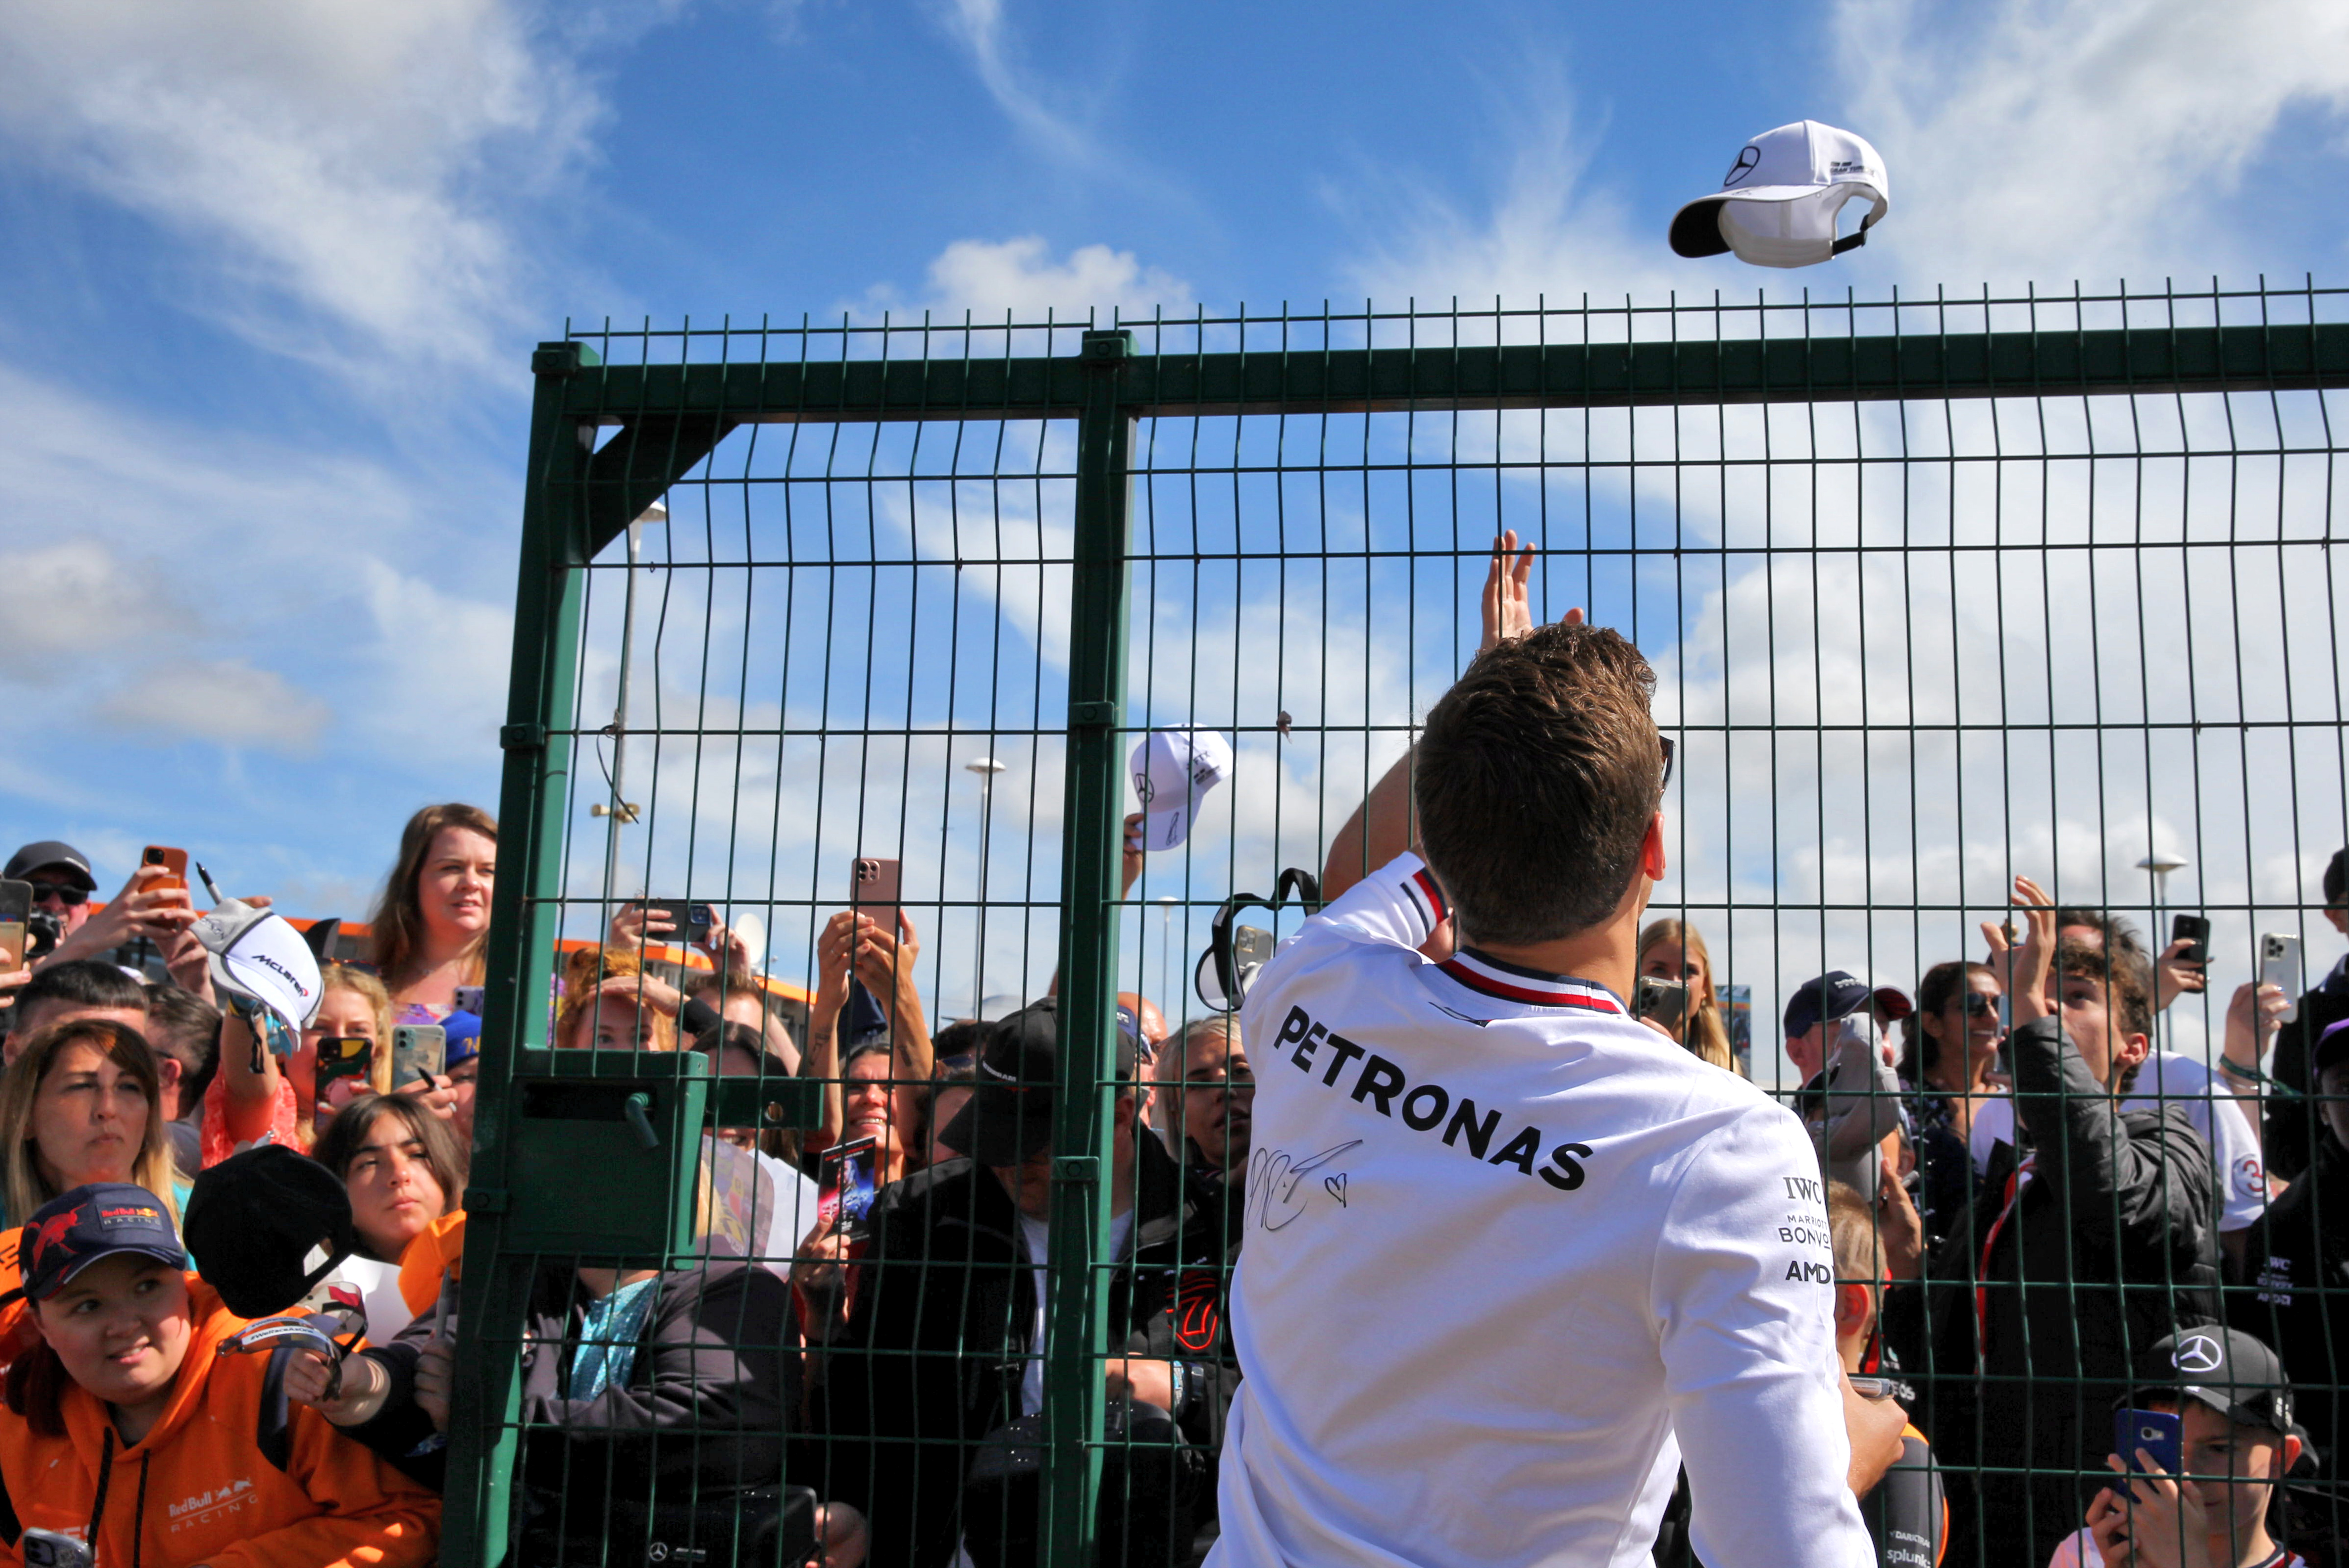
[1246,1140,1364,1232]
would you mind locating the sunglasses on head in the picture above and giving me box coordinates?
[29,884,87,907]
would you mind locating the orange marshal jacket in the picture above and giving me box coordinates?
[0,1279,439,1568]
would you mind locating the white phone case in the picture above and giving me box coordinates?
[2261,933,2304,1023]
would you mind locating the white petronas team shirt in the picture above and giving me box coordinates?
[1208,854,1873,1568]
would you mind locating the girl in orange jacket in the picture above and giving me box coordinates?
[0,1182,437,1568]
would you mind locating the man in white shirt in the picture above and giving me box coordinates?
[1208,542,1874,1568]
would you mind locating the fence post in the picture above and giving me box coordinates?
[442,339,597,1568]
[1041,327,1137,1564]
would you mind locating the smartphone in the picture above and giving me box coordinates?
[390,1024,446,1088]
[641,900,714,946]
[819,1135,881,1243]
[850,858,902,935]
[1635,976,1692,1036]
[314,1036,375,1091]
[452,984,486,1016]
[2262,932,2305,1023]
[0,880,28,972]
[141,845,188,895]
[2171,913,2211,967]
[20,1529,92,1568]
[2114,1406,2184,1475]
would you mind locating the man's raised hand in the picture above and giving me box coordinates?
[1477,531,1584,659]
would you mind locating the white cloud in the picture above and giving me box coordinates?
[867,236,1196,321]
[0,0,601,376]
[355,560,515,757]
[1841,0,2349,290]
[101,658,331,753]
[0,541,177,680]
[936,0,1097,168]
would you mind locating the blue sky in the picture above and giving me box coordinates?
[6,0,2349,1071]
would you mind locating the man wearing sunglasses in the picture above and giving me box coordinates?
[4,840,100,945]
[8,841,199,975]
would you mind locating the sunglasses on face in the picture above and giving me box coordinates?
[1958,992,1997,1018]
[1659,735,1676,793]
[29,884,87,908]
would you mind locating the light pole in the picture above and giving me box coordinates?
[594,502,663,936]
[966,756,1006,1006]
[1154,894,1179,1022]
[2138,850,2189,1053]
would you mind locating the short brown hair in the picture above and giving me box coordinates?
[1825,1180,1885,1288]
[2054,938,2154,1091]
[1414,622,1664,946]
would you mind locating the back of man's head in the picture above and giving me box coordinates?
[142,981,221,1103]
[8,959,149,1044]
[2325,848,2348,911]
[1414,621,1663,947]
[2053,907,2147,960]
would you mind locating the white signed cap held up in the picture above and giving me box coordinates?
[1130,728,1233,850]
[1669,120,1888,269]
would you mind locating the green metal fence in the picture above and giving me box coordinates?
[451,287,2349,1567]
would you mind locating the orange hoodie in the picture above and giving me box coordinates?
[0,1279,438,1568]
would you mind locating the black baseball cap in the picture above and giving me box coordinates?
[20,1184,185,1303]
[3,841,96,893]
[2126,1327,2298,1438]
[1784,971,1912,1036]
[2312,1017,2349,1082]
[939,999,1139,1168]
[2326,848,2348,909]
[184,1145,356,1318]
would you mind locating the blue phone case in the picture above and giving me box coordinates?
[2114,1407,2184,1474]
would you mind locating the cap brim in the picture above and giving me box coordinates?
[1669,198,1731,258]
[43,1244,186,1299]
[940,1084,1055,1168]
[1871,988,1915,1020]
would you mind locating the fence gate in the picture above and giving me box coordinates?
[454,292,2349,1567]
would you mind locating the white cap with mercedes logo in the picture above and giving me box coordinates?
[1669,120,1889,268]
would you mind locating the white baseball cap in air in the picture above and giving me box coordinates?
[1669,120,1889,269]
[1130,728,1232,850]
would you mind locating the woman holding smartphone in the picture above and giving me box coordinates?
[368,804,497,1025]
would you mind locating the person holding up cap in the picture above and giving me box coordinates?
[1785,970,1912,1087]
[822,998,1237,1568]
[2071,1328,2313,1568]
[0,1182,439,1568]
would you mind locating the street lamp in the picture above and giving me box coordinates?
[1154,894,1179,1023]
[2137,850,2189,920]
[596,502,664,932]
[966,756,1007,1004]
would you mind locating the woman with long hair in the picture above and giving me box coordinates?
[1898,958,2003,1247]
[369,804,497,1023]
[1635,917,1739,1076]
[0,1020,185,1256]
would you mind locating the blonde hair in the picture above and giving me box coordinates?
[306,964,396,1149]
[0,1021,180,1229]
[368,803,497,992]
[556,947,676,1052]
[1825,1179,1885,1290]
[1636,917,1736,1074]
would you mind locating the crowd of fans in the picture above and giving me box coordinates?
[0,555,2345,1568]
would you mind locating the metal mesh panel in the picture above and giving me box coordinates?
[449,289,2349,1567]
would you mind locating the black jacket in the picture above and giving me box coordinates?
[2233,1135,2349,1543]
[2262,957,2349,1184]
[350,1257,793,1546]
[827,1134,1237,1568]
[1919,1015,2219,1568]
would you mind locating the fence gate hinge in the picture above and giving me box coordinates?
[463,1187,511,1214]
[1070,700,1118,728]
[1053,1156,1100,1184]
[531,341,602,376]
[500,722,548,750]
[1079,330,1133,364]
